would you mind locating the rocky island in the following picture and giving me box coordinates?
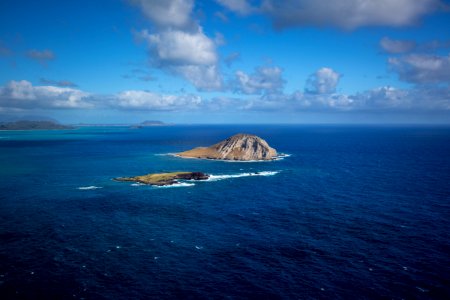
[177,133,277,161]
[114,172,209,186]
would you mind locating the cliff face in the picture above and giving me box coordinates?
[177,133,277,161]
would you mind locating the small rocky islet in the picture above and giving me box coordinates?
[114,172,209,186]
[115,134,278,186]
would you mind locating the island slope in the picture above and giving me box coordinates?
[177,133,277,161]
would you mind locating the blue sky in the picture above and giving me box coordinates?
[0,0,449,124]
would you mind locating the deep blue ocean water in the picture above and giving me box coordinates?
[0,125,449,299]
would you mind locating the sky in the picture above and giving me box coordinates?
[0,0,449,124]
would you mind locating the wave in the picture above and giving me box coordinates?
[169,153,290,162]
[154,153,172,156]
[77,186,102,190]
[207,171,279,181]
[157,182,195,188]
[274,153,291,161]
[223,154,291,163]
[121,171,279,189]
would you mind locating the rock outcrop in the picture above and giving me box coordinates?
[177,133,277,161]
[114,172,209,186]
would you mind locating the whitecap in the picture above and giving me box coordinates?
[77,186,102,190]
[207,171,279,181]
[154,153,172,156]
[223,159,272,163]
[274,153,291,160]
[131,183,145,186]
[157,182,195,188]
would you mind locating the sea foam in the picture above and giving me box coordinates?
[207,171,279,181]
[274,153,291,160]
[77,186,102,190]
[157,182,196,188]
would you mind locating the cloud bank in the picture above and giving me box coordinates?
[0,80,91,109]
[1,77,448,114]
[217,0,443,30]
[389,53,450,84]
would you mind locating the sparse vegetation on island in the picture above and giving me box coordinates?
[114,171,209,186]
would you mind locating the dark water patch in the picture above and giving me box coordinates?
[1,125,450,299]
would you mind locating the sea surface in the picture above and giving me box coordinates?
[0,125,449,299]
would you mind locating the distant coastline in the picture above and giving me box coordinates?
[0,120,74,131]
[74,120,173,128]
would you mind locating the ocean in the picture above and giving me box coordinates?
[0,125,449,299]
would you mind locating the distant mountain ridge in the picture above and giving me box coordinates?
[0,120,74,130]
[131,120,172,128]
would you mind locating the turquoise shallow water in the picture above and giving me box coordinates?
[0,125,449,299]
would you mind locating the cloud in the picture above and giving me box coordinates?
[113,90,201,110]
[139,27,222,90]
[305,67,341,94]
[351,86,450,110]
[132,1,223,91]
[2,79,448,115]
[26,49,55,64]
[388,53,450,84]
[141,28,217,66]
[175,65,223,91]
[129,0,195,29]
[0,80,91,109]
[380,37,416,54]
[244,84,450,112]
[0,80,203,112]
[350,86,411,109]
[216,0,256,15]
[216,0,443,30]
[241,91,353,112]
[234,66,285,94]
[40,78,78,88]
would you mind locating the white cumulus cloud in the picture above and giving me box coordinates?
[114,90,201,110]
[141,28,218,66]
[305,67,341,94]
[131,1,224,91]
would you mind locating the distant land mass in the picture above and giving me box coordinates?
[0,120,74,130]
[131,120,171,128]
[177,133,278,161]
[73,121,171,127]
